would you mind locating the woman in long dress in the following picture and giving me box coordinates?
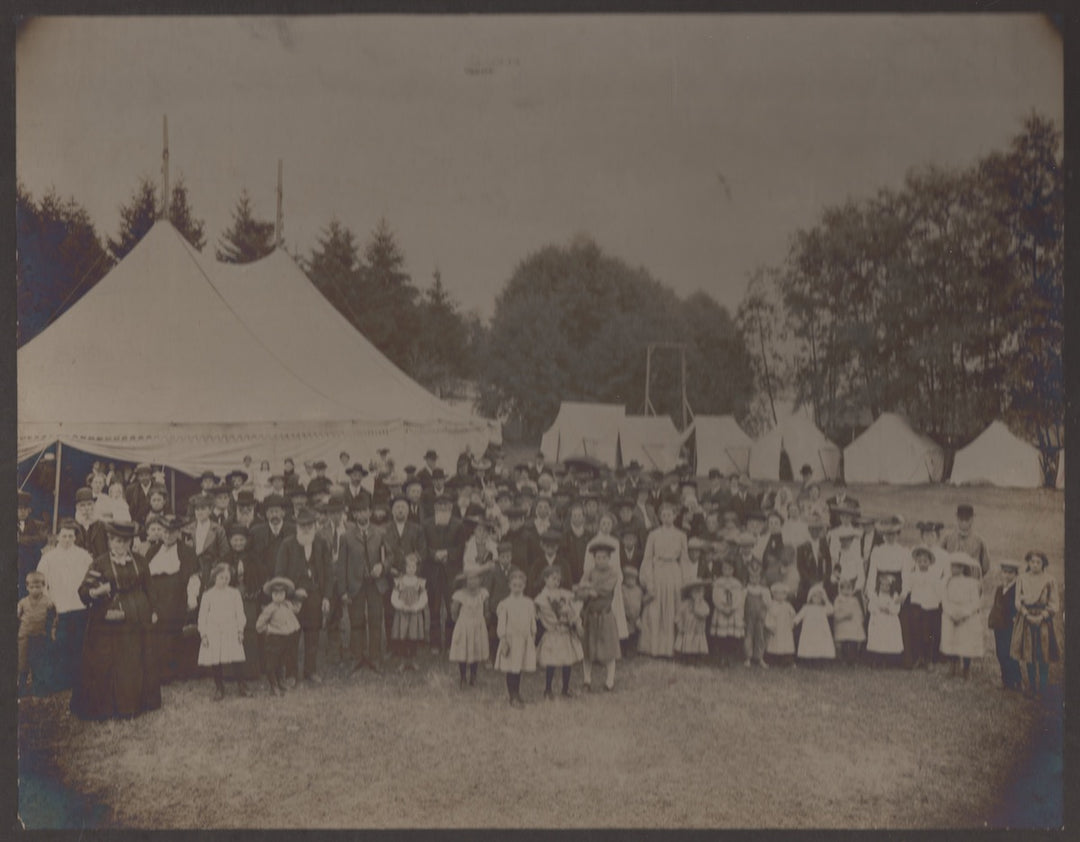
[71,521,161,720]
[637,500,693,658]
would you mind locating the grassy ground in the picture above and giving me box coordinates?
[18,483,1064,829]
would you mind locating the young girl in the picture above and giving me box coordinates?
[18,571,57,696]
[674,579,711,664]
[793,582,835,665]
[832,577,865,666]
[708,556,745,667]
[940,552,983,679]
[534,565,583,698]
[107,480,132,523]
[198,562,249,700]
[1010,550,1059,698]
[764,581,796,667]
[866,571,903,667]
[390,552,429,672]
[256,576,301,696]
[743,557,771,668]
[904,545,943,670]
[576,539,623,691]
[495,567,537,708]
[620,566,644,657]
[449,570,490,688]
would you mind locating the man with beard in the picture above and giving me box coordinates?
[317,499,350,664]
[275,508,332,685]
[340,495,386,673]
[420,468,449,521]
[559,501,592,586]
[421,494,465,654]
[403,477,425,525]
[250,494,295,589]
[416,449,439,491]
[381,495,428,644]
[306,460,333,498]
[342,463,369,511]
[232,490,259,530]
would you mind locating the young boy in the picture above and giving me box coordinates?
[988,560,1023,691]
[18,571,58,696]
[903,545,943,670]
[256,577,301,696]
[620,566,644,657]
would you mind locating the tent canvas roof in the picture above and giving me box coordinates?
[950,421,1044,488]
[690,415,754,476]
[749,411,840,482]
[843,412,944,484]
[618,415,683,472]
[17,222,491,472]
[540,402,625,467]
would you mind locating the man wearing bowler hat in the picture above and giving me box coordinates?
[250,494,295,591]
[416,449,439,491]
[421,493,465,653]
[306,460,333,498]
[339,495,387,672]
[72,486,109,558]
[275,508,333,685]
[317,499,350,663]
[124,463,156,525]
[941,503,990,576]
[343,463,369,510]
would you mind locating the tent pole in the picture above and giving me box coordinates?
[52,441,62,533]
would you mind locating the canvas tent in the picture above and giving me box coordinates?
[540,402,625,468]
[617,415,684,472]
[950,421,1044,488]
[690,415,754,476]
[17,221,493,477]
[843,412,944,484]
[748,412,840,482]
[1057,448,1064,490]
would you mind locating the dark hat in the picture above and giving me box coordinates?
[105,520,138,539]
[269,473,286,484]
[680,578,709,598]
[235,490,256,507]
[349,492,372,511]
[263,493,287,511]
[877,515,904,534]
[74,487,95,505]
[424,449,438,461]
[377,447,390,456]
[226,523,250,539]
[263,576,296,597]
[159,514,188,532]
[321,499,345,515]
[627,460,642,472]
[403,465,418,477]
[505,504,528,519]
[294,508,317,526]
[347,462,368,477]
[589,536,619,556]
[190,493,213,509]
[199,470,218,483]
[540,528,562,545]
[312,460,328,470]
[57,517,79,532]
[209,484,230,497]
[289,488,309,499]
[745,510,767,523]
[433,494,454,508]
[956,503,974,519]
[17,490,31,506]
[135,463,152,475]
[226,469,249,483]
[999,560,1020,573]
[615,497,634,510]
[431,467,447,481]
[799,463,813,477]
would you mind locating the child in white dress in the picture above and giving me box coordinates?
[390,553,429,672]
[793,582,835,665]
[764,581,796,667]
[832,576,865,666]
[449,570,489,688]
[198,562,248,700]
[495,567,537,708]
[866,571,903,667]
[940,552,983,679]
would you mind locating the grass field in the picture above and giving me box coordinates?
[17,483,1064,829]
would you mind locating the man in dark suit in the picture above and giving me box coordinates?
[306,460,333,498]
[317,499,351,663]
[403,478,425,525]
[527,529,573,597]
[124,463,155,525]
[416,449,439,491]
[796,513,834,607]
[188,493,229,590]
[249,494,295,579]
[826,487,861,527]
[421,494,465,653]
[728,475,760,527]
[339,496,387,672]
[420,468,449,522]
[275,508,333,684]
[342,463,369,511]
[559,501,593,585]
[71,487,108,558]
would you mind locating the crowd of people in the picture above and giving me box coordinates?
[16,445,1060,717]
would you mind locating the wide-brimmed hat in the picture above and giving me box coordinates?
[199,470,219,483]
[294,508,317,527]
[540,527,562,545]
[225,469,249,483]
[74,487,95,505]
[910,544,935,562]
[998,560,1021,573]
[833,524,861,540]
[956,503,974,520]
[687,537,710,552]
[948,552,981,573]
[235,490,256,507]
[263,576,297,597]
[226,523,250,539]
[105,520,138,539]
[589,536,619,557]
[159,514,188,532]
[262,493,287,512]
[312,460,328,471]
[134,463,153,475]
[769,581,789,597]
[876,515,904,534]
[680,578,708,598]
[806,582,828,603]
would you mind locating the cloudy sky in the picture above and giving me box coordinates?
[16,14,1062,318]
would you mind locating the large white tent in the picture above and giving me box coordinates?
[749,411,840,482]
[17,222,493,475]
[618,415,684,472]
[690,415,754,476]
[843,412,944,484]
[540,402,625,467]
[950,421,1044,488]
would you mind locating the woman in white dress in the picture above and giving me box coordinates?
[637,500,692,658]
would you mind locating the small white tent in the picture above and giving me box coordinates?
[749,411,840,482]
[1056,449,1064,490]
[950,421,1043,488]
[540,402,625,467]
[843,412,944,484]
[618,415,683,472]
[691,415,754,476]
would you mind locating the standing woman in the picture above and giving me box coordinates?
[637,499,693,658]
[1011,550,1060,699]
[143,515,200,686]
[71,521,161,720]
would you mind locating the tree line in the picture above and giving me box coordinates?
[735,114,1063,477]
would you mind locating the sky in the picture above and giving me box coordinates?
[15,14,1063,320]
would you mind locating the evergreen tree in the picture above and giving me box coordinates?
[217,189,276,264]
[108,174,207,260]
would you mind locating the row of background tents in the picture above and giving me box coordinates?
[541,402,1059,489]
